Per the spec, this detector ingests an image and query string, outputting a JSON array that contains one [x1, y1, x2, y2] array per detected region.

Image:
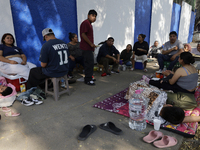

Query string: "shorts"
[[134, 55, 147, 63]]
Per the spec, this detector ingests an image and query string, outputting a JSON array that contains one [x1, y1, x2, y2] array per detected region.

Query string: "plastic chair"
[[45, 74, 70, 101]]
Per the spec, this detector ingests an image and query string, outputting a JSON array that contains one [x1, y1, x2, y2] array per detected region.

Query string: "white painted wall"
[[76, 0, 135, 52], [178, 1, 192, 43], [150, 0, 173, 47], [0, 0, 16, 44]]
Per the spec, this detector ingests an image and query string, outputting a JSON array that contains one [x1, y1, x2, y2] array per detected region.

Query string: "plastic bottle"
[[163, 65, 167, 72], [129, 89, 147, 131]]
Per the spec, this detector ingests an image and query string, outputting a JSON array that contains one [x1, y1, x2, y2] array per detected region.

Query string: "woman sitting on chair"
[[0, 33, 36, 80]]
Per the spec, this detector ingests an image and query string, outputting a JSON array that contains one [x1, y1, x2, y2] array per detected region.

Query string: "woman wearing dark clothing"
[[130, 34, 149, 72], [67, 32, 84, 78], [120, 44, 132, 66]]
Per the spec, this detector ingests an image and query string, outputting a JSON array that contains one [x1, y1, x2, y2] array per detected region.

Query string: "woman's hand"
[[21, 61, 27, 65], [162, 70, 171, 76], [9, 60, 18, 64]]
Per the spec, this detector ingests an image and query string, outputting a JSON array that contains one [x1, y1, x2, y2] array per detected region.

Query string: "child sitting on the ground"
[[0, 76, 20, 116]]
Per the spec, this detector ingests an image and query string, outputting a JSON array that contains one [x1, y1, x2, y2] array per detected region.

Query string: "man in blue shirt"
[[27, 28, 70, 89], [97, 37, 120, 76]]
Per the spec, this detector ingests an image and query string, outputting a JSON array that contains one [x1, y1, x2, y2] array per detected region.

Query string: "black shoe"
[[111, 70, 119, 74], [85, 80, 95, 85], [107, 73, 111, 76]]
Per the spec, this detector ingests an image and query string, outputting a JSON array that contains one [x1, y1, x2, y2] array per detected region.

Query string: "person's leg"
[[142, 55, 147, 70], [168, 56, 179, 70], [125, 61, 132, 66], [26, 67, 50, 89], [111, 55, 119, 72], [76, 56, 85, 68], [130, 55, 135, 69], [99, 57, 110, 74], [82, 50, 94, 83], [157, 54, 170, 70], [68, 58, 76, 76]]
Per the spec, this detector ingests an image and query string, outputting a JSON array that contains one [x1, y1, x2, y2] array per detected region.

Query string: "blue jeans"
[[68, 56, 84, 73], [157, 54, 179, 70], [125, 61, 132, 66]]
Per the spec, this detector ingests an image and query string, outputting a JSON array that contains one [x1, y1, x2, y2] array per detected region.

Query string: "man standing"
[[80, 9, 97, 86], [97, 37, 120, 76], [157, 31, 183, 71], [27, 28, 69, 89]]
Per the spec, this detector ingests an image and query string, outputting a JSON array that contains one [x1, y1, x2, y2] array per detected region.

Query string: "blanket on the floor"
[[93, 86, 200, 138]]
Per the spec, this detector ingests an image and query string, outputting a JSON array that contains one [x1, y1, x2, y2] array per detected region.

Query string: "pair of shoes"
[[111, 70, 120, 74], [78, 122, 122, 141], [32, 88, 46, 100], [143, 130, 177, 148], [5, 111, 20, 117], [144, 68, 148, 72], [30, 95, 43, 105], [130, 68, 134, 71], [85, 80, 95, 85], [21, 96, 43, 106], [0, 107, 11, 112]]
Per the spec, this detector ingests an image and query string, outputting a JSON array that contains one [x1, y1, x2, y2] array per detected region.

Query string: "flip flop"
[[5, 111, 20, 117], [153, 135, 177, 148], [78, 125, 97, 141], [143, 130, 163, 143], [0, 107, 11, 112], [99, 122, 122, 135]]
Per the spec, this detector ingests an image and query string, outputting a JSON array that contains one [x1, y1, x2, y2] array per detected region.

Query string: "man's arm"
[[170, 48, 183, 61], [81, 33, 96, 48], [162, 46, 178, 55], [41, 62, 47, 68]]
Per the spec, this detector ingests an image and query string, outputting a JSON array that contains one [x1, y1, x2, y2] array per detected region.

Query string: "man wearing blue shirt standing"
[[97, 37, 120, 76], [27, 28, 70, 89]]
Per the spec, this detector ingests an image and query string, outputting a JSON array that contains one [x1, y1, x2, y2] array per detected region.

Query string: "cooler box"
[[1, 73, 27, 92], [135, 60, 144, 70]]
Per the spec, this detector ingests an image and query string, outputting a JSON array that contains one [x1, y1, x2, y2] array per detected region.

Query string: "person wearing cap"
[[157, 31, 184, 71], [80, 9, 97, 85], [97, 37, 120, 76], [26, 28, 71, 89]]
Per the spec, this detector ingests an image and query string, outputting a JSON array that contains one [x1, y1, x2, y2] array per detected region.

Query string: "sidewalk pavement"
[[0, 60, 184, 150]]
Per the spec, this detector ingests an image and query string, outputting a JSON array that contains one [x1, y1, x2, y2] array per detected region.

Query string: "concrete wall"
[[10, 0, 77, 66], [77, 0, 136, 51], [178, 1, 192, 44], [0, 0, 16, 43], [149, 0, 173, 47], [0, 0, 195, 66]]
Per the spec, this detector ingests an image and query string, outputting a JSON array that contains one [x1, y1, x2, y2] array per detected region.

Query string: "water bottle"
[[129, 89, 147, 131], [163, 65, 167, 72]]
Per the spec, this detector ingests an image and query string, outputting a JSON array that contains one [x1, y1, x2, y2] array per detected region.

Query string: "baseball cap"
[[42, 28, 54, 41]]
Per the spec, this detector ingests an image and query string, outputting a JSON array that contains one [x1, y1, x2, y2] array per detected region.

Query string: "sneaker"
[[101, 73, 107, 77], [107, 73, 111, 76], [111, 70, 119, 74], [21, 97, 34, 106], [85, 80, 95, 85], [130, 68, 134, 71], [31, 98, 43, 105]]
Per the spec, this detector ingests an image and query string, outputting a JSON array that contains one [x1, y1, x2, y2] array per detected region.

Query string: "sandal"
[[5, 111, 20, 117], [0, 107, 11, 112]]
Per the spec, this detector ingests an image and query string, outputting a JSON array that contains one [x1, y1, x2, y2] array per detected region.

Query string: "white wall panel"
[[0, 0, 16, 43], [77, 0, 135, 52], [150, 0, 173, 47], [178, 1, 192, 43]]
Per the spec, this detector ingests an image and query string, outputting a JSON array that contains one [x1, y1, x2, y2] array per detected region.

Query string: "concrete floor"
[[0, 59, 186, 150]]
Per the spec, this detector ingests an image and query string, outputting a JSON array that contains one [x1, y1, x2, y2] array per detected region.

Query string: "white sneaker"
[[21, 97, 34, 106], [31, 98, 43, 105], [130, 68, 134, 71]]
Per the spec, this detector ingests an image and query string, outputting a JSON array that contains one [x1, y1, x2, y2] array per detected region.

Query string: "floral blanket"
[[93, 85, 200, 138]]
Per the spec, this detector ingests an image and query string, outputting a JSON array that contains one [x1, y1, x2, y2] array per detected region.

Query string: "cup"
[[155, 72, 160, 78], [153, 119, 161, 130]]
